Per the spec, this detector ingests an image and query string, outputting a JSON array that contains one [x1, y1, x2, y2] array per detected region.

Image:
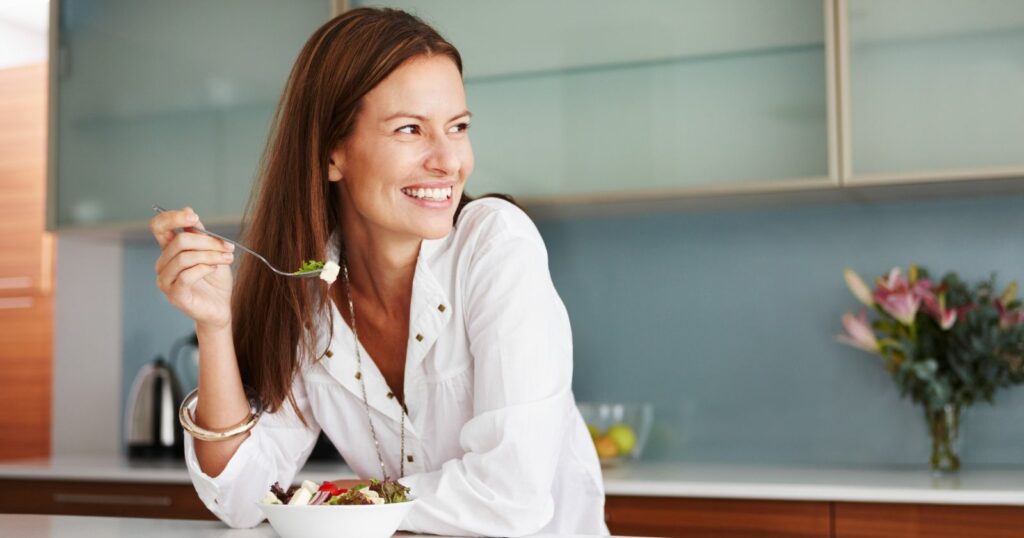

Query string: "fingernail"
[[224, 241, 235, 250], [187, 213, 198, 222], [223, 252, 234, 260]]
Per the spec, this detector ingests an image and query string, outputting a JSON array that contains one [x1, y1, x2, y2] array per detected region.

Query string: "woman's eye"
[[397, 125, 419, 135], [450, 122, 470, 133]]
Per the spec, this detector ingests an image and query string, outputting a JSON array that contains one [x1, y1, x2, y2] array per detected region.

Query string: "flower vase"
[[925, 403, 961, 475]]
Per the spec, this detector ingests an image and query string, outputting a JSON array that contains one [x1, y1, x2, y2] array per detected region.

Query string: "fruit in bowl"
[[577, 402, 653, 467], [257, 479, 417, 538]]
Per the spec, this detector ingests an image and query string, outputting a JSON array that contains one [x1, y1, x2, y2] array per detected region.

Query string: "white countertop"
[[0, 514, 619, 538], [3, 455, 1024, 506]]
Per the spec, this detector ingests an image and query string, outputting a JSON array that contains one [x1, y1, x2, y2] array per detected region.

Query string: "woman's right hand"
[[150, 206, 236, 330]]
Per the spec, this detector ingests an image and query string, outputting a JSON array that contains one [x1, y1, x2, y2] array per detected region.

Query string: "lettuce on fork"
[[293, 259, 340, 285]]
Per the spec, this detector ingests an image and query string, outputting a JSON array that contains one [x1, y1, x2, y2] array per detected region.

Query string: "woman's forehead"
[[362, 56, 466, 120]]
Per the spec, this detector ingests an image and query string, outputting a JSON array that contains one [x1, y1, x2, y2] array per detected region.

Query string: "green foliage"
[[871, 270, 1024, 411]]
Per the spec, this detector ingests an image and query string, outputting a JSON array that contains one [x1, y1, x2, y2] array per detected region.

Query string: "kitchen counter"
[[3, 455, 1024, 506], [0, 514, 620, 538]]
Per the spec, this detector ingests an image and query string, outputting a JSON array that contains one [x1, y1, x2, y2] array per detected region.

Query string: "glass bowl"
[[577, 402, 653, 467]]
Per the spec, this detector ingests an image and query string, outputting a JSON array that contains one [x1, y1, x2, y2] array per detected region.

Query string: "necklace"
[[339, 256, 405, 481]]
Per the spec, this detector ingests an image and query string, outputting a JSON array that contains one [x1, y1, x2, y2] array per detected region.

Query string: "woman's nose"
[[424, 134, 461, 176]]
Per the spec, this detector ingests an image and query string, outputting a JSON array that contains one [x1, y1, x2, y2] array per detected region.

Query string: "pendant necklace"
[[339, 255, 405, 480]]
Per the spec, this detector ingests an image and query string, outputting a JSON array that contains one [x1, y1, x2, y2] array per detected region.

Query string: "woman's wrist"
[[196, 319, 232, 338]]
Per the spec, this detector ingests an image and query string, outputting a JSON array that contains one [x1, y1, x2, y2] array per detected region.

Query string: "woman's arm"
[[182, 363, 321, 528], [192, 322, 253, 477], [149, 207, 254, 478]]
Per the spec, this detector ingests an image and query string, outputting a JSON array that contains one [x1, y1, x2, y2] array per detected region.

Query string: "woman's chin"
[[419, 223, 454, 241]]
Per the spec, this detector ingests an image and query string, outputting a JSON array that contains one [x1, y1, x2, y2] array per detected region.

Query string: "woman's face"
[[329, 54, 473, 243]]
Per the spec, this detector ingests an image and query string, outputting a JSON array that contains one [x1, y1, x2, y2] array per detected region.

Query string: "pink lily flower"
[[874, 268, 920, 326], [843, 269, 874, 307], [934, 307, 957, 330], [919, 286, 957, 331], [836, 310, 879, 353], [995, 300, 1024, 330]]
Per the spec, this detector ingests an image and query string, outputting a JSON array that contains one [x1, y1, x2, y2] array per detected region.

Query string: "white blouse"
[[184, 198, 609, 536]]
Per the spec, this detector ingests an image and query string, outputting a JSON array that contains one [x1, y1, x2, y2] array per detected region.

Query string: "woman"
[[149, 7, 607, 536]]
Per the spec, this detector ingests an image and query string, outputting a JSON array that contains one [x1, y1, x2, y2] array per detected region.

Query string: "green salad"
[[262, 479, 410, 506]]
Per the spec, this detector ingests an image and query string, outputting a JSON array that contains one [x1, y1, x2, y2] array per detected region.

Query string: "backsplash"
[[122, 193, 1024, 466]]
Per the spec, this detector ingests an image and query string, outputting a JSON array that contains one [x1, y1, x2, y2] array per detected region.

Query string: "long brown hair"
[[232, 8, 509, 422]]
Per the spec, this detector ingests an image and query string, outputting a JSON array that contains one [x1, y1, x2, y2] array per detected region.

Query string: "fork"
[[152, 204, 323, 279]]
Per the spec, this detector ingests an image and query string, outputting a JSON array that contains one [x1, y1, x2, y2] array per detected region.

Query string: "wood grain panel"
[[0, 296, 52, 459], [0, 63, 48, 290], [834, 502, 1024, 538], [605, 495, 831, 538], [0, 479, 217, 521], [0, 62, 53, 461]]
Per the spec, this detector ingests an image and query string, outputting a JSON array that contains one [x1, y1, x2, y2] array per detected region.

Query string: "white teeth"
[[403, 186, 453, 201]]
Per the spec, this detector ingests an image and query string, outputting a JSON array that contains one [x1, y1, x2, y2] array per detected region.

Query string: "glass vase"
[[925, 403, 961, 475]]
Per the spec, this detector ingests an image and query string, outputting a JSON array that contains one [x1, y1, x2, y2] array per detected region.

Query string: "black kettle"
[[124, 356, 185, 460]]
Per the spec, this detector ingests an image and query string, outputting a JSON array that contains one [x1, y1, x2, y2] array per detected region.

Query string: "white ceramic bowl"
[[257, 498, 418, 538]]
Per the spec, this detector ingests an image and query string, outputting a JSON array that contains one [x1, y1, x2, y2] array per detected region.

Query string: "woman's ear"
[[327, 146, 345, 182]]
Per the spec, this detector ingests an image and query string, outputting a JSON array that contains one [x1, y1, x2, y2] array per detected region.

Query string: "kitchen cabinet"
[[51, 0, 333, 229], [604, 496, 831, 537], [0, 63, 54, 461], [49, 0, 1024, 233], [355, 0, 836, 200], [0, 64, 53, 296], [0, 479, 214, 520], [840, 0, 1024, 184], [833, 502, 1024, 538]]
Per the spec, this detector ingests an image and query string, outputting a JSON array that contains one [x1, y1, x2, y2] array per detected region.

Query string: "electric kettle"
[[125, 356, 184, 460]]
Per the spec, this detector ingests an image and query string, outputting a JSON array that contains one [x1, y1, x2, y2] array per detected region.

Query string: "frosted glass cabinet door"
[[53, 0, 330, 229], [845, 0, 1024, 180], [354, 0, 833, 200]]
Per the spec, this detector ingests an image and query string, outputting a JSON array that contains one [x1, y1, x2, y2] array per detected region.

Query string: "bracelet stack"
[[178, 387, 263, 442]]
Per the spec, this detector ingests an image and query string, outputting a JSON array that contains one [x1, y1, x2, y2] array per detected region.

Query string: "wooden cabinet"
[[605, 496, 831, 538], [0, 297, 53, 460], [0, 479, 215, 521], [602, 497, 1024, 538], [0, 63, 54, 461], [833, 502, 1024, 538], [0, 63, 52, 295]]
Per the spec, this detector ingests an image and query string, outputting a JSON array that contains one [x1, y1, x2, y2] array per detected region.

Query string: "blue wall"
[[123, 193, 1024, 467]]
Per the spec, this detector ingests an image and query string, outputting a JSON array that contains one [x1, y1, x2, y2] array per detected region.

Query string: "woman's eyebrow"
[[382, 110, 472, 123]]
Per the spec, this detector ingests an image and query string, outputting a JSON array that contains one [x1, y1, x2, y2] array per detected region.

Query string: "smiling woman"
[[147, 6, 607, 538]]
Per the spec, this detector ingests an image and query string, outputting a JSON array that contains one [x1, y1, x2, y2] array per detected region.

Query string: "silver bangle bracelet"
[[178, 387, 263, 442]]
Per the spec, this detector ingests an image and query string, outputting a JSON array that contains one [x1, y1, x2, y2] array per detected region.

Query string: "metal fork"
[[152, 204, 323, 279]]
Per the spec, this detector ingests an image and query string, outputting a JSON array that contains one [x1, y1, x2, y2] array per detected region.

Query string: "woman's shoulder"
[[453, 196, 543, 249]]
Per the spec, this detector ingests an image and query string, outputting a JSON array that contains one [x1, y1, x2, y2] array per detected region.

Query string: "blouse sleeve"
[[398, 207, 576, 537], [184, 369, 321, 528]]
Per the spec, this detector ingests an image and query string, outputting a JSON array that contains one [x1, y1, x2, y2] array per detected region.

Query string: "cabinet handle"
[[0, 277, 32, 290], [0, 297, 33, 309], [53, 493, 173, 507]]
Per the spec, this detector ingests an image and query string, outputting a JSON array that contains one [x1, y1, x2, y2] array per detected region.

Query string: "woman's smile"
[[400, 183, 455, 208]]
